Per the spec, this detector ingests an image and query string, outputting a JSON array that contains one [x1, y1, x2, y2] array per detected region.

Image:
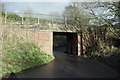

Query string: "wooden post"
[[0, 15, 2, 24], [51, 14, 53, 27], [22, 12, 24, 24], [37, 13, 40, 24], [5, 12, 7, 23], [64, 16, 67, 29]]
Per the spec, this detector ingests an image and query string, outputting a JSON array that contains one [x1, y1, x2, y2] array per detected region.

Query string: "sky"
[[2, 0, 119, 2], [3, 2, 69, 15], [2, 0, 119, 14]]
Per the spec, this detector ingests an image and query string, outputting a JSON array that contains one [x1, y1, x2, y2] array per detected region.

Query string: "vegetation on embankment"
[[82, 46, 120, 73], [0, 17, 54, 78], [1, 12, 63, 24], [79, 34, 120, 73], [1, 12, 50, 24], [1, 42, 54, 78]]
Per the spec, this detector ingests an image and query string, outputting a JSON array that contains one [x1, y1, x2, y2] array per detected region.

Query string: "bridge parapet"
[[1, 12, 78, 33]]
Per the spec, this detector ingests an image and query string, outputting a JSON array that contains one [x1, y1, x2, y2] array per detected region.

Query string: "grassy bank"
[[0, 17, 54, 78], [1, 42, 54, 78]]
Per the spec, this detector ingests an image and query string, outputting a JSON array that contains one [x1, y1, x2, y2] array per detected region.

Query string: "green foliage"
[[1, 41, 54, 78], [81, 43, 120, 72], [2, 13, 22, 21], [62, 2, 120, 72], [53, 35, 66, 48], [107, 36, 120, 47], [1, 12, 50, 24]]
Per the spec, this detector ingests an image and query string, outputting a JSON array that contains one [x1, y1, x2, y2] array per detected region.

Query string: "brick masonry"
[[18, 30, 53, 54], [18, 30, 81, 55]]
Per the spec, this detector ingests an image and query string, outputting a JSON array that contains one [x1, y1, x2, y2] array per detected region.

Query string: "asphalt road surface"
[[16, 47, 119, 78]]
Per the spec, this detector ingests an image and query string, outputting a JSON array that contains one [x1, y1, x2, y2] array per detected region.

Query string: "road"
[[17, 47, 119, 78]]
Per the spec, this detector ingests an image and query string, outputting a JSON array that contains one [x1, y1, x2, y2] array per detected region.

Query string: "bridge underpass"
[[53, 32, 78, 55], [6, 23, 119, 78], [17, 29, 80, 55], [16, 31, 120, 78], [2, 12, 119, 78]]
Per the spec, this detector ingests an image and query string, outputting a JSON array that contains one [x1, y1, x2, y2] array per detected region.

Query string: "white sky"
[[3, 2, 69, 14], [2, 0, 119, 15], [1, 0, 119, 2]]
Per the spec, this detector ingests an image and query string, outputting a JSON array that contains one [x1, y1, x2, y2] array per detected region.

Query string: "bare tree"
[[81, 2, 120, 38], [63, 2, 91, 55], [63, 1, 120, 55], [23, 8, 33, 25]]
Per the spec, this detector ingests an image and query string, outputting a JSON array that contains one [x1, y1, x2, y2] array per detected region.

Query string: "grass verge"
[[1, 41, 54, 78]]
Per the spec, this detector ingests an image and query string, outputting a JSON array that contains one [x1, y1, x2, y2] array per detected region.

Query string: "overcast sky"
[[3, 2, 69, 15]]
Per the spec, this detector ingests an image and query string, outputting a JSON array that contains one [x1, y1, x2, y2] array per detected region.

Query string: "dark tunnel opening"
[[53, 32, 78, 55]]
